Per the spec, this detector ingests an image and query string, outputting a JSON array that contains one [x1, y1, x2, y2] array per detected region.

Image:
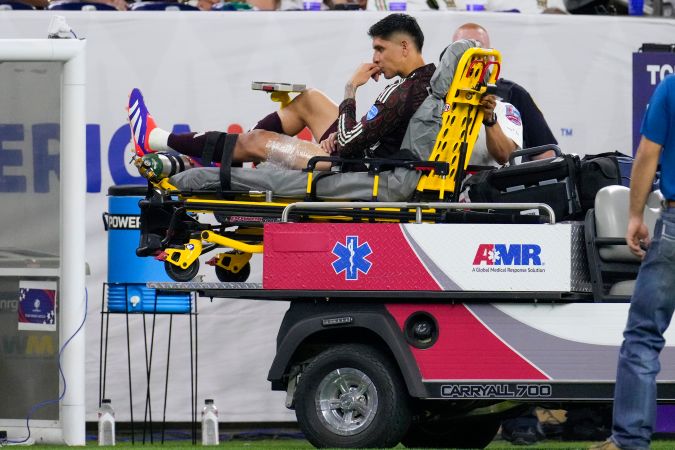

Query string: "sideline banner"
[[633, 49, 675, 152]]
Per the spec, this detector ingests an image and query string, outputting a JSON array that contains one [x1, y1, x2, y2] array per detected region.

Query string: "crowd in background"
[[2, 0, 672, 17]]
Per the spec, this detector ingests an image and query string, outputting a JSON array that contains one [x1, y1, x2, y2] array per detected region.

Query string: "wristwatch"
[[483, 113, 497, 127]]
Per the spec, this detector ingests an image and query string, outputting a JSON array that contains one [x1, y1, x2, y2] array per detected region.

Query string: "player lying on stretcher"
[[127, 14, 521, 201]]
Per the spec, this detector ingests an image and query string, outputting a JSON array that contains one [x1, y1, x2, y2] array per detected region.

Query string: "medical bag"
[[468, 145, 583, 221], [577, 152, 623, 210]]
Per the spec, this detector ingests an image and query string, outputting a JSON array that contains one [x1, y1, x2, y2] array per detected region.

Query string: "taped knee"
[[264, 134, 321, 170]]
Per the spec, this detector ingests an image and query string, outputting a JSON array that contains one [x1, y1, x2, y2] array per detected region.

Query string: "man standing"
[[591, 74, 675, 450]]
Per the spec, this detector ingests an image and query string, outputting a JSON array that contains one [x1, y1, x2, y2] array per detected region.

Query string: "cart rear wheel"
[[294, 344, 411, 448], [165, 259, 200, 282]]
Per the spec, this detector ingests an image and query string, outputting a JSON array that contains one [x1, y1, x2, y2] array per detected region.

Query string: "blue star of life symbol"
[[332, 236, 372, 281]]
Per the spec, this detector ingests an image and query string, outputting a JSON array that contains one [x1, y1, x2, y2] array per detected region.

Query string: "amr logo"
[[473, 244, 542, 266], [331, 236, 373, 281]]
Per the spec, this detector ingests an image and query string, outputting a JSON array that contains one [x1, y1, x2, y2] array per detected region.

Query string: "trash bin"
[[105, 185, 190, 313]]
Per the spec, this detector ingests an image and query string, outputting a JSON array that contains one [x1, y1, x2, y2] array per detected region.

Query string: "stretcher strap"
[[202, 131, 222, 167], [176, 154, 186, 172], [167, 152, 177, 175], [219, 133, 238, 193]]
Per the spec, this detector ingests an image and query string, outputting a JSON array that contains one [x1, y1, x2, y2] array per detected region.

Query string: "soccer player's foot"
[[127, 88, 158, 156]]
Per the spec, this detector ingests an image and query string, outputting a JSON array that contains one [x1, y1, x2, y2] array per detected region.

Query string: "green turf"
[[22, 439, 675, 449]]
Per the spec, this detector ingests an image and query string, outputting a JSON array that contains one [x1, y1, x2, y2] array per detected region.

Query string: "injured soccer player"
[[127, 13, 435, 181]]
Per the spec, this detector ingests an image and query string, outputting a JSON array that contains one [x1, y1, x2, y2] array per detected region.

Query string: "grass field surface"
[[16, 439, 675, 449]]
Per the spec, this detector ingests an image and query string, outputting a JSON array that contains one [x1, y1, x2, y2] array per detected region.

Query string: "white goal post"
[[0, 39, 86, 446]]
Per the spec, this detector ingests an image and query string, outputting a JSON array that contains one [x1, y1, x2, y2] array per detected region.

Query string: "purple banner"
[[18, 281, 57, 331], [633, 52, 675, 154]]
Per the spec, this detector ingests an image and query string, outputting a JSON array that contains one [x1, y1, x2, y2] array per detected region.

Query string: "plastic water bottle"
[[97, 399, 115, 446], [201, 399, 219, 446]]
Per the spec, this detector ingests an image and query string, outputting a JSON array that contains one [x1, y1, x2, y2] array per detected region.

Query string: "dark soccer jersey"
[[336, 63, 436, 160]]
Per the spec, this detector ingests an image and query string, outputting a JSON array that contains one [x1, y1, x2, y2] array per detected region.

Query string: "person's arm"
[[21, 0, 48, 7], [626, 136, 662, 258], [485, 123, 518, 165], [482, 97, 522, 165], [337, 64, 407, 159]]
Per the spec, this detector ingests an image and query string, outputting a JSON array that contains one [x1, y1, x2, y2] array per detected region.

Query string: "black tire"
[[215, 261, 250, 282], [164, 259, 200, 282], [401, 416, 501, 449], [294, 344, 411, 448]]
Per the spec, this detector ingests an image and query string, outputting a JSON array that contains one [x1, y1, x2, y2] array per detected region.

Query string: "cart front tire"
[[294, 344, 411, 448]]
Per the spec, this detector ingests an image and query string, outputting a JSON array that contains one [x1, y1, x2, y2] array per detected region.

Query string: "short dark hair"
[[368, 13, 424, 52]]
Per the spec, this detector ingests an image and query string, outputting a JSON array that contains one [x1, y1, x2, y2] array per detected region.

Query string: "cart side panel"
[[263, 223, 572, 292]]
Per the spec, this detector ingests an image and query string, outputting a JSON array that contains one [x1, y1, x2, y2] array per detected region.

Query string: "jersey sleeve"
[[336, 83, 410, 159], [495, 101, 524, 149]]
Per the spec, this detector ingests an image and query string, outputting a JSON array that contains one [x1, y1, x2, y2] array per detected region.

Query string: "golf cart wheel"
[[294, 344, 411, 448]]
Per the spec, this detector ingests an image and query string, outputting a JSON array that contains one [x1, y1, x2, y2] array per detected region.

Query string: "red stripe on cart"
[[386, 303, 550, 380], [263, 223, 441, 290]]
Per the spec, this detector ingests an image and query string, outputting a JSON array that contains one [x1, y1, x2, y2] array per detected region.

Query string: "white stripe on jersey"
[[338, 114, 363, 145], [375, 77, 404, 104], [337, 74, 408, 146]]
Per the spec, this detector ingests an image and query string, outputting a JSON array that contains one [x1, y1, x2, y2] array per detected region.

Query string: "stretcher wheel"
[[215, 262, 250, 283], [165, 259, 200, 282]]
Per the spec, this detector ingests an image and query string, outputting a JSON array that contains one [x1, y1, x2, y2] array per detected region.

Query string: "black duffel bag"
[[577, 152, 623, 211], [467, 145, 582, 221]]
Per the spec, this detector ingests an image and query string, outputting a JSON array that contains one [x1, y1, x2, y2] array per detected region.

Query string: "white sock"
[[148, 128, 171, 152]]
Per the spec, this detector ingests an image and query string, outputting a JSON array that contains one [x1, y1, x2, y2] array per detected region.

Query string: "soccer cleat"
[[127, 88, 158, 156]]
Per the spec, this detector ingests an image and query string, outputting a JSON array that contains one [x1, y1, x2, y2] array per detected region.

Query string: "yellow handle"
[[270, 92, 292, 109]]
